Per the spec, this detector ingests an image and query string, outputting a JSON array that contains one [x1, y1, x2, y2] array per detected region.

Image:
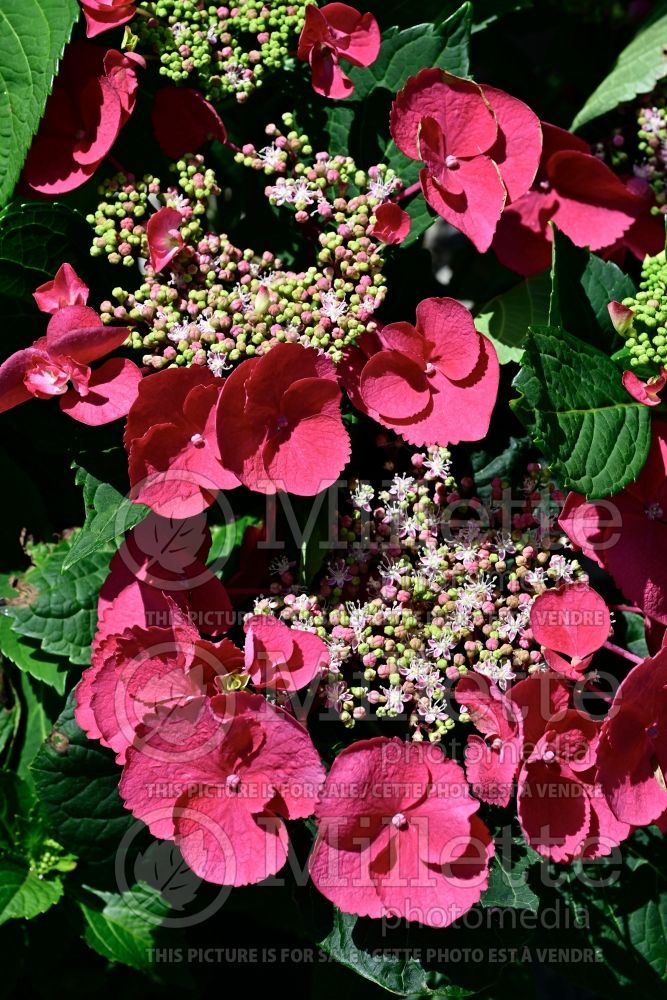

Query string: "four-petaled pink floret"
[[298, 3, 381, 99], [119, 691, 326, 886], [390, 70, 542, 252], [0, 276, 141, 425], [341, 296, 499, 447], [309, 736, 494, 927], [21, 41, 143, 195], [216, 343, 351, 495]]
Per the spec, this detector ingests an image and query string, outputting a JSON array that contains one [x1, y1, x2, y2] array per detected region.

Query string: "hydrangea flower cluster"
[[263, 446, 584, 741], [67, 511, 497, 926], [130, 0, 314, 103], [7, 0, 667, 969], [612, 247, 667, 370], [635, 101, 667, 209], [88, 155, 217, 269], [602, 92, 667, 215], [87, 120, 402, 368]]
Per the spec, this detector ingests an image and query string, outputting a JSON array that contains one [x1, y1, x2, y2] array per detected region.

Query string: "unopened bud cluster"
[[259, 446, 583, 741], [86, 126, 402, 367], [597, 91, 667, 214], [88, 156, 217, 269], [618, 249, 667, 369], [131, 0, 314, 103], [636, 103, 667, 210]]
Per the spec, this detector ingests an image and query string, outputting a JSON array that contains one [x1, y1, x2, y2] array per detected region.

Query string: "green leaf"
[[0, 668, 20, 758], [627, 894, 667, 978], [325, 106, 356, 157], [471, 436, 532, 491], [294, 493, 338, 588], [207, 514, 261, 581], [346, 4, 472, 101], [31, 692, 134, 863], [62, 464, 149, 572], [475, 270, 552, 364], [79, 883, 170, 975], [364, 0, 530, 32], [572, 8, 667, 130], [401, 191, 436, 248], [0, 574, 69, 693], [620, 611, 650, 660], [0, 857, 63, 925], [0, 202, 93, 353], [480, 839, 541, 912], [555, 829, 667, 992], [0, 0, 80, 207], [0, 202, 91, 304], [16, 672, 62, 780], [319, 909, 473, 997], [513, 325, 652, 498], [579, 256, 637, 343], [0, 628, 67, 694], [0, 771, 40, 855], [5, 535, 112, 667], [0, 772, 71, 924], [549, 226, 636, 351], [0, 771, 75, 874]]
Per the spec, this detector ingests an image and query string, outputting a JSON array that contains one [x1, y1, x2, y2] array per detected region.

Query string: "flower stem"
[[394, 181, 422, 203], [603, 640, 643, 665]]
